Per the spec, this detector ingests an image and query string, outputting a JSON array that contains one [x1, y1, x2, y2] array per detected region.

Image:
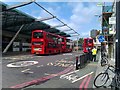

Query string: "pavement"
[[73, 50, 115, 89], [93, 51, 115, 88]]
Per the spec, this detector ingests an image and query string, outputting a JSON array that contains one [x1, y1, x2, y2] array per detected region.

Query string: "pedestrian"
[[92, 46, 97, 62], [101, 41, 108, 57], [101, 41, 108, 66], [87, 47, 92, 61]]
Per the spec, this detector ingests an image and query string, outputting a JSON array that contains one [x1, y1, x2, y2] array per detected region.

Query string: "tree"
[[78, 38, 84, 45]]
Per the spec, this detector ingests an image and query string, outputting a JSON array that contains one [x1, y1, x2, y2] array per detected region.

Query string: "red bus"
[[83, 38, 94, 53], [31, 30, 62, 55], [60, 37, 73, 53], [65, 38, 73, 52], [59, 36, 65, 53]]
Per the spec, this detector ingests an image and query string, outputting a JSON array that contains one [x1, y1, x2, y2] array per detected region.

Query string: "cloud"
[[27, 2, 101, 38], [66, 2, 101, 37], [69, 2, 101, 24]]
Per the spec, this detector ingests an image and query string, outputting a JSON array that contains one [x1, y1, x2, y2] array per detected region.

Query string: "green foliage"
[[78, 38, 84, 44]]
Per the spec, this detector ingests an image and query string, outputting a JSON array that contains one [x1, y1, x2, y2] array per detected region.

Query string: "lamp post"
[[116, 1, 120, 73]]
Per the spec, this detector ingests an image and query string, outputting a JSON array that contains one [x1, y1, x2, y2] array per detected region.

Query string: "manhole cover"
[[7, 61, 38, 67]]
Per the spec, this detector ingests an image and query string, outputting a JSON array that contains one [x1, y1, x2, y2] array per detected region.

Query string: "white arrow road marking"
[[72, 71, 94, 83], [21, 69, 34, 74], [21, 69, 30, 72]]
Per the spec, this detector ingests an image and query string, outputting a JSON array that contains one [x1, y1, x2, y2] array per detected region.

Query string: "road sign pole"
[[116, 1, 120, 73]]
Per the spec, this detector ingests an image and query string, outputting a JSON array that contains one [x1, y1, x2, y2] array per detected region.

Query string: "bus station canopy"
[[1, 2, 71, 37]]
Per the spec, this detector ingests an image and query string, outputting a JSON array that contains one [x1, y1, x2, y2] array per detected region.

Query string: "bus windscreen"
[[33, 32, 43, 38]]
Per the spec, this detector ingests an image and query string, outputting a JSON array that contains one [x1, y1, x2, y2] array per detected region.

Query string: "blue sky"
[[2, 1, 113, 40]]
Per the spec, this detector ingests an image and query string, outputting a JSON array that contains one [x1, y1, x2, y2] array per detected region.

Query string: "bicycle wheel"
[[101, 57, 108, 66], [94, 73, 109, 88]]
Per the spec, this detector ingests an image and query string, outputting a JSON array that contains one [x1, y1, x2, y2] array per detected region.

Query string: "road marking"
[[10, 66, 73, 88], [23, 71, 34, 74], [37, 65, 44, 67], [44, 73, 58, 76], [84, 75, 92, 89], [79, 76, 88, 90], [63, 53, 72, 55], [47, 62, 54, 66], [60, 70, 79, 78], [72, 72, 94, 83], [7, 61, 38, 67], [60, 74, 79, 81], [54, 63, 61, 66], [21, 69, 30, 72]]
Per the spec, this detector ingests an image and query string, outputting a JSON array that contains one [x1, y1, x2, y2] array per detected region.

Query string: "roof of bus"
[[33, 30, 68, 38], [84, 38, 93, 40]]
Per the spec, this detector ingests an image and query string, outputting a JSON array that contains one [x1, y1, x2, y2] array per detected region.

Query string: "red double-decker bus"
[[83, 38, 94, 53], [31, 30, 62, 55], [65, 38, 73, 52], [59, 37, 73, 53]]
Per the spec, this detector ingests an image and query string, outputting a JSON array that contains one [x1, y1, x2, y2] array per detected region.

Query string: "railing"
[[76, 52, 92, 70]]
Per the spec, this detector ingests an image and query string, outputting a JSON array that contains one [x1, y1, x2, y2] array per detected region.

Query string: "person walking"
[[92, 47, 97, 62]]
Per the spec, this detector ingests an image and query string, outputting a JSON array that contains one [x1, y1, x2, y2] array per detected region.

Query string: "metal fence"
[[76, 53, 92, 70]]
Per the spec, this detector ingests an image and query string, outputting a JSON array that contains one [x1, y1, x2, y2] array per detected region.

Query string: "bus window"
[[32, 42, 43, 45], [33, 32, 43, 38], [88, 39, 93, 43]]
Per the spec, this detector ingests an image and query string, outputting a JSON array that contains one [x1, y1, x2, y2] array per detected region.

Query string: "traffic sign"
[[98, 35, 105, 42]]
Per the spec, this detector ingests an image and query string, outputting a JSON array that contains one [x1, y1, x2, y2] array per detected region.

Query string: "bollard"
[[76, 56, 79, 70], [79, 55, 82, 68]]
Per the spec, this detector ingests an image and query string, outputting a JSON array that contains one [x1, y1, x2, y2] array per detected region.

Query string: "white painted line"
[[37, 66, 41, 67], [44, 73, 57, 76], [60, 70, 79, 77], [72, 71, 94, 83], [27, 71, 34, 74], [21, 69, 30, 72], [37, 65, 44, 67], [44, 73, 50, 75]]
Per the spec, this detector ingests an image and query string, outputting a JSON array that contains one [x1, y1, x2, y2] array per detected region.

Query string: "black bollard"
[[76, 56, 79, 70]]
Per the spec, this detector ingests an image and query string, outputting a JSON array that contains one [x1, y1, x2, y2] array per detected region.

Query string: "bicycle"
[[101, 52, 108, 66], [111, 71, 120, 90], [94, 64, 115, 88], [101, 56, 108, 66]]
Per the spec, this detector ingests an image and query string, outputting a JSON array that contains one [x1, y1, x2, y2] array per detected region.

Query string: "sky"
[[1, 0, 113, 40]]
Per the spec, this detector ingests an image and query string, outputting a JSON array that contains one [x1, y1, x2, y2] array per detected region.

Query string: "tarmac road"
[[2, 51, 97, 89]]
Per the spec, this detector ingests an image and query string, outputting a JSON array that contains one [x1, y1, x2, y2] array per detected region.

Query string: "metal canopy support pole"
[[68, 32, 76, 34], [50, 24, 66, 28], [116, 1, 120, 72], [3, 25, 24, 53], [34, 2, 80, 37], [61, 29, 73, 32], [35, 16, 56, 21], [77, 37, 79, 52], [6, 1, 33, 10], [71, 35, 79, 37]]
